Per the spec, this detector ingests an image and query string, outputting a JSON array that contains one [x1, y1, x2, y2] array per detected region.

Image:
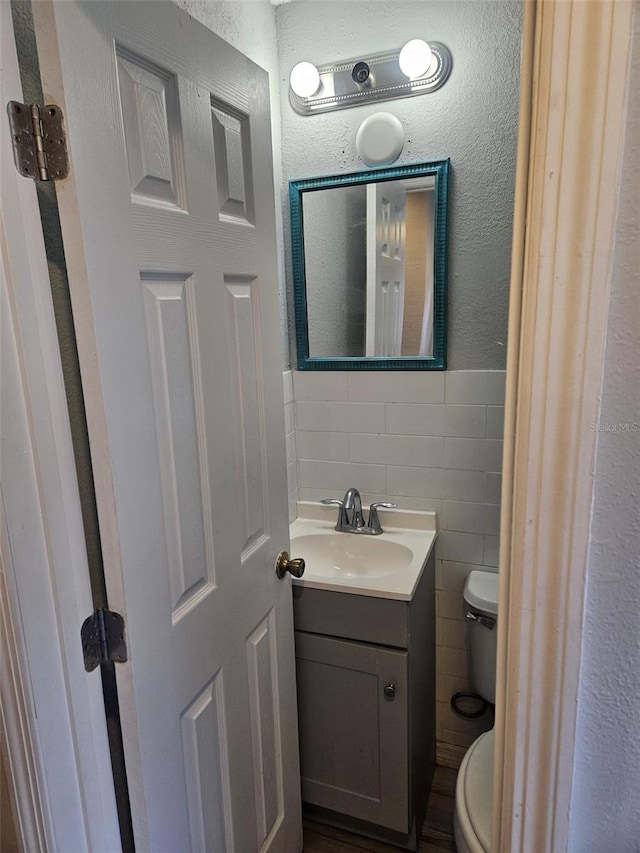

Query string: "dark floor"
[[303, 766, 457, 853]]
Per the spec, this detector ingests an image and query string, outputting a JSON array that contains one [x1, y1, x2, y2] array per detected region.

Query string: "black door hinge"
[[7, 101, 69, 181], [81, 610, 127, 673]]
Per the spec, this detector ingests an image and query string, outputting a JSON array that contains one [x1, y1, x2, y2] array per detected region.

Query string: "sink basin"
[[289, 503, 437, 600], [290, 533, 413, 579]]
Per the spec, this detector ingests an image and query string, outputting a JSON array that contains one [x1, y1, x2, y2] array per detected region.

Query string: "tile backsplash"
[[284, 368, 503, 766]]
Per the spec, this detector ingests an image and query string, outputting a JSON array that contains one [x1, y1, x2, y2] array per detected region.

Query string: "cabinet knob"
[[275, 551, 305, 579], [383, 683, 396, 700]]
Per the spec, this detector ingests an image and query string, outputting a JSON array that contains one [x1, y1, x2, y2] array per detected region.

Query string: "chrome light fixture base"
[[289, 42, 452, 116]]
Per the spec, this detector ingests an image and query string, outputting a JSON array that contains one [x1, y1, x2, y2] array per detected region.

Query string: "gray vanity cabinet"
[[295, 633, 409, 832], [292, 549, 435, 850]]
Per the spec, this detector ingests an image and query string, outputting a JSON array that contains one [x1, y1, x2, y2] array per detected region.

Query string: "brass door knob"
[[275, 551, 305, 579]]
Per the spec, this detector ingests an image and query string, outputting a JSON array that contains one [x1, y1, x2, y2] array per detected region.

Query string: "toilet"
[[453, 570, 499, 853]]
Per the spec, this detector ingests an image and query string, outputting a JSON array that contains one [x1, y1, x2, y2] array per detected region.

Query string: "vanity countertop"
[[289, 501, 437, 601]]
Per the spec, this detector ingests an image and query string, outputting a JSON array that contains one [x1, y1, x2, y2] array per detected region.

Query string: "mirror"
[[290, 160, 449, 370]]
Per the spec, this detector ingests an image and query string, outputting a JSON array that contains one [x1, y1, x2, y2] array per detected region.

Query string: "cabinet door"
[[295, 632, 409, 833]]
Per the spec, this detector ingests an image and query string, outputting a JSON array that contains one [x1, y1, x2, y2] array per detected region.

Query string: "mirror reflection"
[[290, 160, 448, 370], [303, 176, 435, 358]]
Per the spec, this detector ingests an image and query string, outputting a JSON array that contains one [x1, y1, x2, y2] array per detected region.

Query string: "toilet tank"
[[463, 571, 499, 705]]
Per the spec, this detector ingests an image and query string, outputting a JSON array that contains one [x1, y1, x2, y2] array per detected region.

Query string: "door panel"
[[142, 274, 215, 618], [366, 182, 407, 357], [246, 610, 285, 848], [225, 278, 270, 558], [181, 673, 232, 852], [33, 2, 300, 850], [211, 102, 254, 224], [116, 48, 187, 210]]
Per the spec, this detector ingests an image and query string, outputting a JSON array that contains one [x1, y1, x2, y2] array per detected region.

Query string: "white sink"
[[289, 502, 437, 601], [290, 532, 413, 579]]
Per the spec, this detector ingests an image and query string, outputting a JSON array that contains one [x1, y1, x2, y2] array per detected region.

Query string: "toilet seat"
[[454, 729, 494, 853]]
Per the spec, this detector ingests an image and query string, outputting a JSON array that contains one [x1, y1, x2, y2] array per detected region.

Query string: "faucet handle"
[[367, 501, 397, 535], [320, 498, 350, 532]]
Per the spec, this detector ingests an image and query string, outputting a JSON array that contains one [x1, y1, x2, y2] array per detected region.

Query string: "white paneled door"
[[33, 2, 301, 850], [365, 181, 407, 357]]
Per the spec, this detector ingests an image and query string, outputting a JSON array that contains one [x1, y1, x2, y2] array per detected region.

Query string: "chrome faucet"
[[320, 488, 362, 532], [321, 488, 397, 535], [342, 487, 365, 529]]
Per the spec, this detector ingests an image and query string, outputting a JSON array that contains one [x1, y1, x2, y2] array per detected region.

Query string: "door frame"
[[1, 0, 635, 850], [493, 0, 634, 850], [0, 2, 121, 850]]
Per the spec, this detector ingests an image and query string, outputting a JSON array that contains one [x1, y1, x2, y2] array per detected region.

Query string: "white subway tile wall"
[[283, 371, 297, 523], [284, 369, 504, 763]]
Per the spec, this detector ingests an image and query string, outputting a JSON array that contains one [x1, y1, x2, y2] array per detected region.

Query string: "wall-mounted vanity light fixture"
[[289, 39, 452, 116]]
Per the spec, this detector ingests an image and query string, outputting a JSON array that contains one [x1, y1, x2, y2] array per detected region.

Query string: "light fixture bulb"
[[289, 62, 321, 98], [399, 39, 433, 79]]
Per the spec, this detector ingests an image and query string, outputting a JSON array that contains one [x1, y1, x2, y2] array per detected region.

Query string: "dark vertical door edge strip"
[[10, 2, 135, 850]]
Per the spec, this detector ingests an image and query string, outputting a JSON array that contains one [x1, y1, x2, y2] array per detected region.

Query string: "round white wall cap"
[[355, 112, 405, 166]]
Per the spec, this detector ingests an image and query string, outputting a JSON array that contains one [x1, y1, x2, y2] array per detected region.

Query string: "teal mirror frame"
[[290, 159, 449, 370]]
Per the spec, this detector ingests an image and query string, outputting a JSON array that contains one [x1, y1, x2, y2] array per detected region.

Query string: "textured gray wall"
[[569, 7, 640, 850], [276, 0, 523, 369]]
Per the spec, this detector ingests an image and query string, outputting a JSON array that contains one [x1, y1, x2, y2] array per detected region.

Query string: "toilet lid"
[[463, 730, 494, 851], [464, 571, 499, 616]]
